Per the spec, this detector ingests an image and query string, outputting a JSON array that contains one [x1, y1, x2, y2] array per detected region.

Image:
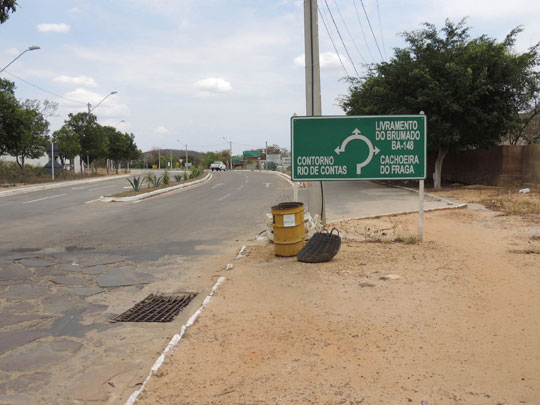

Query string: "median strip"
[[100, 173, 212, 202]]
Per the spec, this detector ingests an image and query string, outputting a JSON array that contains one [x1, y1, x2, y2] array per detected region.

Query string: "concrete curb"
[[99, 173, 212, 202], [0, 174, 132, 198], [125, 276, 227, 405]]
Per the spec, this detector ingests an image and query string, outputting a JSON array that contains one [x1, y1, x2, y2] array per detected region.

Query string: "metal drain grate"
[[113, 293, 197, 322]]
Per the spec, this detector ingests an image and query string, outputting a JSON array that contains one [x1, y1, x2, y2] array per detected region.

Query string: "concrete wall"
[[428, 145, 539, 186], [522, 145, 540, 185]]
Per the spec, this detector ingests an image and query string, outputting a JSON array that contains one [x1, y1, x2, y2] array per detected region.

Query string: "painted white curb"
[[100, 173, 212, 202], [125, 276, 227, 405]]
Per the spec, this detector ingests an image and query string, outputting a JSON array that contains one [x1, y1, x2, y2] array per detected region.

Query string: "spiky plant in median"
[[143, 172, 155, 188], [151, 175, 163, 187], [127, 176, 143, 192], [174, 174, 182, 182], [163, 170, 170, 185]]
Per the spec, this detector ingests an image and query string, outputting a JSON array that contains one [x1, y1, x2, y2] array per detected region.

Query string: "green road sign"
[[243, 150, 261, 159], [291, 115, 426, 181]]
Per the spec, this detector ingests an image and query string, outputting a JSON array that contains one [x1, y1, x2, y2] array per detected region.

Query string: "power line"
[[376, 0, 387, 59], [318, 8, 350, 78], [322, 0, 360, 77], [2, 70, 87, 106], [331, 0, 367, 65], [352, 0, 375, 63], [358, 0, 385, 61]]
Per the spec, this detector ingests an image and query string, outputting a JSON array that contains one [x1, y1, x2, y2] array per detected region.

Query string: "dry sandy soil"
[[137, 189, 540, 404]]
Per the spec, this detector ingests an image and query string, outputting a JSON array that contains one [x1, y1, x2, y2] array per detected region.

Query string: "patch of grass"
[[432, 184, 540, 219], [509, 248, 540, 255]]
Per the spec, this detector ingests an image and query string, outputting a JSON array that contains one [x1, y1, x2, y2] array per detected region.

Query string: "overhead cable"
[[331, 0, 367, 65], [352, 0, 375, 63], [2, 70, 88, 106], [318, 8, 350, 78], [376, 0, 387, 59], [322, 0, 360, 77], [358, 0, 385, 61]]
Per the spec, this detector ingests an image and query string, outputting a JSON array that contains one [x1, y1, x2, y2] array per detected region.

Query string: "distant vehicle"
[[210, 161, 227, 171]]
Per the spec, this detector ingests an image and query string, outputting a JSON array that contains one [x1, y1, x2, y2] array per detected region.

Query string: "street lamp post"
[[177, 139, 188, 171], [85, 91, 118, 175], [222, 137, 232, 170], [0, 46, 40, 73]]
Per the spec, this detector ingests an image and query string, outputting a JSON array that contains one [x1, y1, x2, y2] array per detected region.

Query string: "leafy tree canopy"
[[53, 126, 81, 163], [0, 0, 17, 23], [340, 19, 540, 189], [64, 112, 108, 162]]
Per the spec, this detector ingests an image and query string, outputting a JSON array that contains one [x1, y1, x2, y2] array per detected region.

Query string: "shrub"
[[127, 176, 143, 192], [163, 170, 170, 185]]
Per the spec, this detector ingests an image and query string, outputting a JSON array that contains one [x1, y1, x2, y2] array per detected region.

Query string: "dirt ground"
[[137, 188, 540, 404]]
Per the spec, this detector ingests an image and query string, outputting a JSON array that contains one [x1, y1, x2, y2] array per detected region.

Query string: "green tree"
[[0, 78, 19, 156], [53, 126, 81, 171], [7, 106, 50, 175], [65, 112, 108, 173], [0, 0, 17, 23], [340, 19, 540, 189]]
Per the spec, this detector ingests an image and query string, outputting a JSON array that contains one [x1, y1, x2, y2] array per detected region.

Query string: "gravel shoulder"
[[138, 204, 540, 404]]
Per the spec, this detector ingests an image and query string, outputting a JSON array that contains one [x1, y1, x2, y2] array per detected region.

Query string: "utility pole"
[[304, 0, 325, 223], [51, 142, 55, 181], [185, 144, 188, 169], [158, 149, 161, 170], [170, 149, 172, 169]]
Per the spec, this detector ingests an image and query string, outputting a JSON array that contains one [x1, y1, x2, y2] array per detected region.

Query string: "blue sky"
[[1, 0, 539, 154]]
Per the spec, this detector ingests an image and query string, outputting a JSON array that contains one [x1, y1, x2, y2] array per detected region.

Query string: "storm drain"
[[113, 293, 197, 322]]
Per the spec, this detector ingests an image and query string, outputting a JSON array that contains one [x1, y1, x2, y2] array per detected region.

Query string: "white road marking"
[[123, 186, 132, 189], [217, 193, 231, 202], [71, 186, 90, 190], [23, 194, 67, 204], [88, 185, 116, 191], [264, 183, 271, 188], [237, 185, 244, 191], [85, 199, 100, 204], [211, 183, 224, 189]]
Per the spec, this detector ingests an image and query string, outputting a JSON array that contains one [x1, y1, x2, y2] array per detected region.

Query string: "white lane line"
[[88, 185, 116, 191], [264, 183, 271, 188], [22, 194, 67, 204], [237, 185, 244, 191], [85, 198, 101, 204], [211, 183, 224, 189], [217, 193, 231, 202], [123, 186, 132, 189], [71, 186, 90, 190]]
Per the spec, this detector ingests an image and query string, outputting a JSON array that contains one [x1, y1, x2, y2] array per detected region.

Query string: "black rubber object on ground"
[[297, 228, 341, 263]]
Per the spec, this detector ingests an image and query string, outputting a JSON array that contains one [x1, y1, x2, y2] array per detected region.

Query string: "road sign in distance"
[[291, 115, 426, 181]]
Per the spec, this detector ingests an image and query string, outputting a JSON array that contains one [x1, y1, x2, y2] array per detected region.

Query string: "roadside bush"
[[163, 170, 170, 185], [0, 161, 48, 183]]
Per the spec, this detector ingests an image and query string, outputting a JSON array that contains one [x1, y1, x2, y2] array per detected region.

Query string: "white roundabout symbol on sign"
[[334, 128, 380, 174]]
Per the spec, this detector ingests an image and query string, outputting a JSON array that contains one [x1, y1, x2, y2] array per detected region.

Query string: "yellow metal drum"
[[271, 202, 305, 257]]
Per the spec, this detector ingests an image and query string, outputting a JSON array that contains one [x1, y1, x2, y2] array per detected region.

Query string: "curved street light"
[[87, 91, 118, 113], [0, 46, 40, 74]]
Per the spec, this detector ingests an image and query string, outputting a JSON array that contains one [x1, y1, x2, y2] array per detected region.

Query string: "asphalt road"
[[0, 170, 294, 404]]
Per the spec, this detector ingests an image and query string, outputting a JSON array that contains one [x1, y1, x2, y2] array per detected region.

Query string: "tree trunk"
[[116, 161, 119, 174], [432, 146, 448, 190], [15, 156, 25, 175]]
